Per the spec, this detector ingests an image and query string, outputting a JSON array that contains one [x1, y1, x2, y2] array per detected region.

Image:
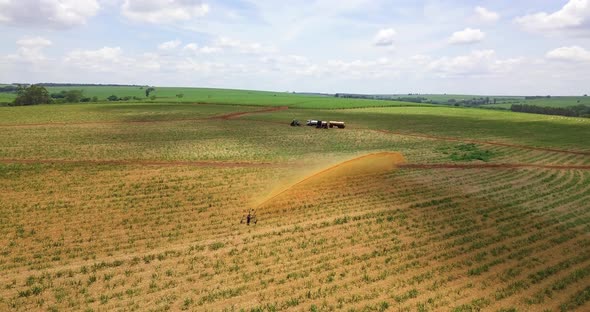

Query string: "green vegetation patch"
[[449, 143, 494, 162]]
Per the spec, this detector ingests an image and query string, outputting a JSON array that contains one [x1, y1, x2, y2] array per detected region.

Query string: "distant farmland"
[[2, 85, 589, 110], [1, 88, 589, 311]]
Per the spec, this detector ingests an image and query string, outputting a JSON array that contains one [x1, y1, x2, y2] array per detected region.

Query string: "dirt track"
[[212, 106, 288, 120]]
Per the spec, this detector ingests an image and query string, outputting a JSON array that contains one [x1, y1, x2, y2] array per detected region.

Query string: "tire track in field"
[[0, 106, 288, 127], [373, 129, 590, 156], [211, 106, 288, 120]]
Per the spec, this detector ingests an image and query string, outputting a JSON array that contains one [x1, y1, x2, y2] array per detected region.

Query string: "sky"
[[1, 0, 590, 95]]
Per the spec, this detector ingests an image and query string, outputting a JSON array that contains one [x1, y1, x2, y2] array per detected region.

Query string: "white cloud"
[[474, 6, 499, 23], [427, 50, 519, 77], [199, 46, 221, 54], [448, 28, 485, 44], [64, 47, 127, 72], [259, 54, 311, 74], [180, 37, 273, 55], [158, 40, 182, 51], [546, 46, 590, 63], [373, 28, 396, 46], [63, 46, 172, 74], [16, 37, 52, 47], [138, 52, 161, 71], [213, 37, 277, 54], [121, 0, 209, 24], [291, 57, 402, 79], [6, 36, 53, 63], [0, 0, 99, 28], [183, 43, 221, 54], [516, 0, 590, 33]]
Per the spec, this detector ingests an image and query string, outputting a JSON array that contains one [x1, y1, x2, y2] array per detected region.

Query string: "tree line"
[[8, 84, 158, 106], [511, 104, 590, 118]]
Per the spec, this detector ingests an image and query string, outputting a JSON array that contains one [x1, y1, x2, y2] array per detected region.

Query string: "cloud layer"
[[1, 1, 589, 95]]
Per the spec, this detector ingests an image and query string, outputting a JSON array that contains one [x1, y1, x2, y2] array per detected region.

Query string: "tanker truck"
[[306, 120, 345, 129]]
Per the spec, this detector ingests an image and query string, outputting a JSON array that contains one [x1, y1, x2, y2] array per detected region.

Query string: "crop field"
[[1, 97, 589, 311]]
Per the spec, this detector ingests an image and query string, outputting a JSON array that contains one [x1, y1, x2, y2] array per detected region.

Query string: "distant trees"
[[13, 85, 52, 106], [524, 95, 551, 100], [106, 95, 133, 101], [51, 90, 84, 102], [511, 104, 590, 118], [176, 93, 184, 99], [0, 85, 18, 93], [145, 87, 156, 97], [446, 97, 491, 106]]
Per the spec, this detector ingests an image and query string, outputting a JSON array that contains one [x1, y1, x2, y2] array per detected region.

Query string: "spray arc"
[[241, 152, 406, 224]]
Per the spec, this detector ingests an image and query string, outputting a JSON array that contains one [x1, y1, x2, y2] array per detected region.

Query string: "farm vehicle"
[[240, 209, 257, 225], [306, 120, 346, 129]]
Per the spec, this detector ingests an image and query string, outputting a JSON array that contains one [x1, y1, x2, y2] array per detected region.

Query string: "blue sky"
[[1, 0, 590, 95]]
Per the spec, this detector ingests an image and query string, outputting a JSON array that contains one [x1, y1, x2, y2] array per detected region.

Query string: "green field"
[[486, 96, 590, 109], [3, 86, 589, 111], [390, 94, 590, 110], [248, 106, 590, 151], [0, 86, 428, 109], [1, 91, 589, 311]]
